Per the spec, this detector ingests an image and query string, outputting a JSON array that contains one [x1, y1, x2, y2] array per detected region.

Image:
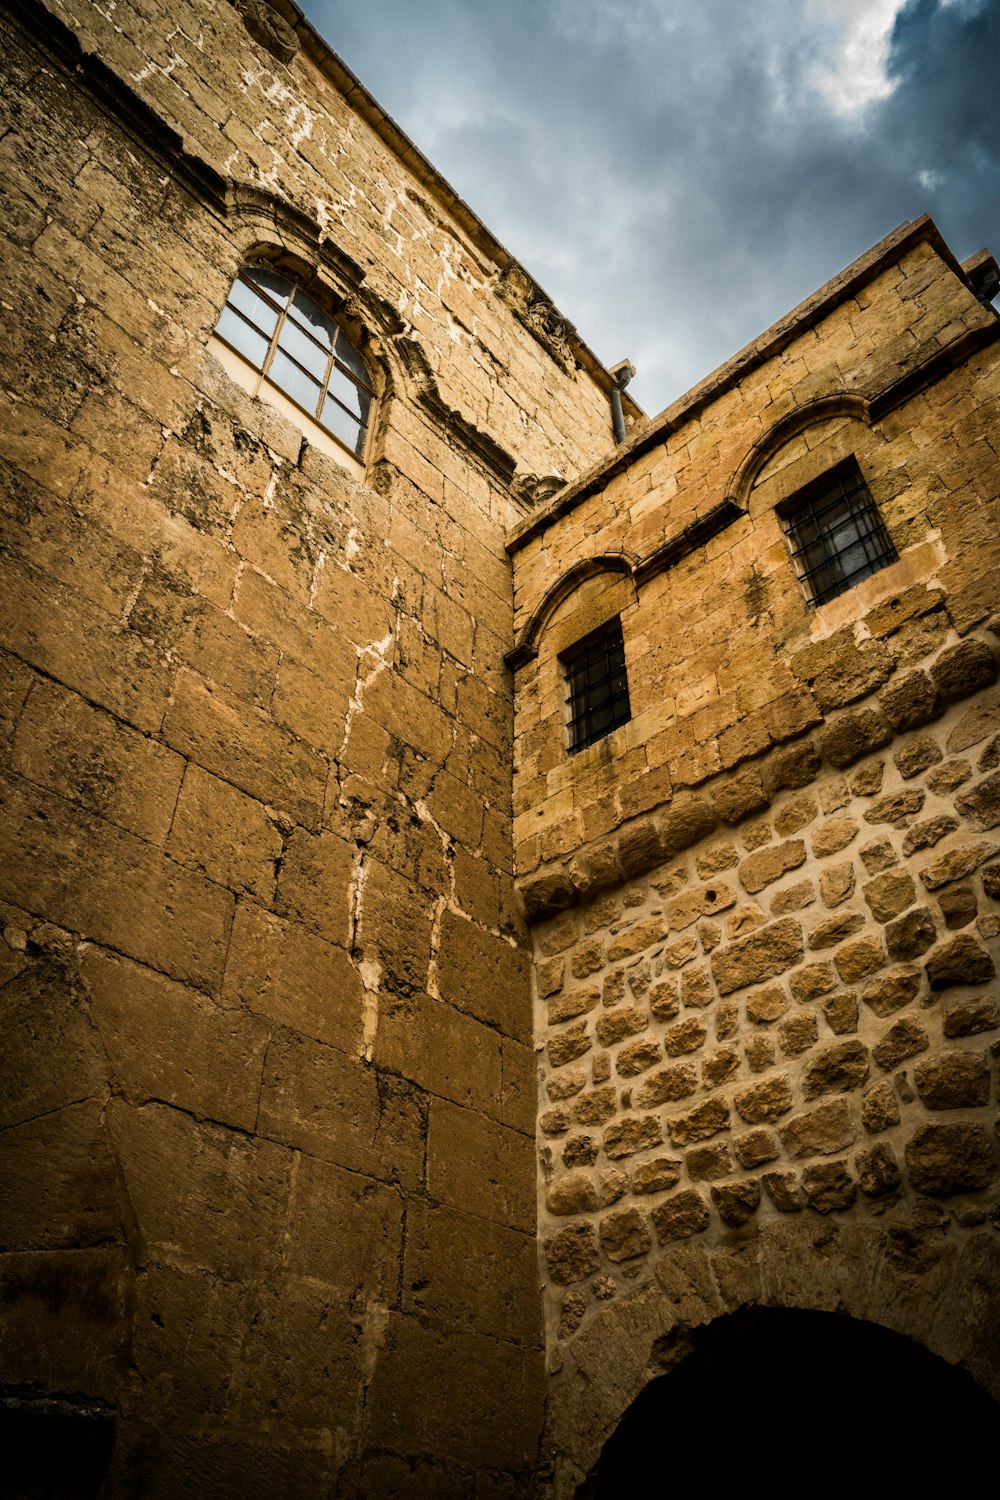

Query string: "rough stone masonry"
[[0, 1, 999, 1497]]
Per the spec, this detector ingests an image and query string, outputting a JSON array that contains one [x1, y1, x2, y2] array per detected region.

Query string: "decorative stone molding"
[[498, 262, 579, 370], [234, 0, 300, 64]]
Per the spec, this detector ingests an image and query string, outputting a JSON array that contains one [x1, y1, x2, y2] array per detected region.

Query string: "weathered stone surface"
[[811, 817, 859, 858], [600, 1206, 652, 1263], [606, 917, 663, 964], [745, 1033, 776, 1072], [780, 1100, 855, 1159], [905, 1122, 997, 1195], [600, 1167, 628, 1204], [563, 1135, 599, 1168], [819, 862, 855, 908], [679, 965, 715, 1008], [544, 1223, 600, 1284], [850, 760, 884, 798], [702, 1046, 741, 1088], [618, 819, 665, 878], [802, 1162, 857, 1213], [772, 879, 816, 914], [635, 1063, 699, 1107], [863, 868, 917, 922], [809, 911, 865, 949], [733, 1128, 780, 1169], [546, 1172, 601, 1216], [616, 1038, 661, 1077], [885, 907, 937, 962], [660, 799, 717, 854], [548, 1022, 593, 1068], [711, 767, 770, 825], [651, 1188, 710, 1243], [650, 977, 681, 1019], [604, 1115, 663, 1159], [859, 837, 897, 874], [920, 840, 999, 890], [548, 986, 601, 1024], [894, 733, 943, 780], [686, 1142, 732, 1181], [930, 638, 998, 702], [855, 1142, 901, 1197], [879, 670, 940, 731], [574, 1086, 618, 1125], [942, 995, 1000, 1037], [665, 1098, 730, 1146], [938, 885, 978, 930], [871, 1016, 930, 1070], [761, 1171, 804, 1212], [630, 1157, 682, 1194], [734, 1074, 793, 1125], [955, 770, 1000, 832], [789, 961, 836, 1002], [985, 863, 1000, 900], [822, 991, 859, 1034], [662, 1016, 709, 1056], [833, 934, 885, 982], [902, 813, 960, 856], [777, 1011, 819, 1057], [860, 965, 921, 1017], [861, 1079, 900, 1134], [803, 1040, 870, 1099], [819, 708, 891, 769], [864, 790, 926, 828], [559, 1290, 587, 1337], [913, 1050, 991, 1109], [595, 1005, 647, 1047], [773, 793, 818, 836], [746, 982, 789, 1023], [540, 1106, 570, 1136], [739, 839, 807, 895], [925, 934, 996, 990], [711, 917, 804, 996], [711, 1179, 761, 1226]]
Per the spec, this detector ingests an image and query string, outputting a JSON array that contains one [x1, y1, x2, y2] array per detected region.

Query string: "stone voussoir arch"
[[724, 391, 874, 516], [507, 553, 640, 671], [548, 1219, 1000, 1498]]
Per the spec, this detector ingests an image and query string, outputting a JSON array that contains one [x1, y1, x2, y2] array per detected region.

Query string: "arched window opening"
[[211, 265, 375, 473]]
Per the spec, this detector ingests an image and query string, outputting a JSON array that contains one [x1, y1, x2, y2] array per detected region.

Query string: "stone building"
[[1, 1, 999, 1496]]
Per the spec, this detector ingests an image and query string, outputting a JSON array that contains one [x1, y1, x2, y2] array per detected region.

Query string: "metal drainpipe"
[[609, 360, 635, 445]]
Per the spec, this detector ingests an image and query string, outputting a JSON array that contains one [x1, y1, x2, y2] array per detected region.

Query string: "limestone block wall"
[[0, 3, 620, 1493]]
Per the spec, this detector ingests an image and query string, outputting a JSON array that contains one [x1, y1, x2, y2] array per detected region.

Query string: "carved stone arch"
[[548, 1224, 1000, 1498], [725, 393, 873, 517], [506, 554, 639, 670]]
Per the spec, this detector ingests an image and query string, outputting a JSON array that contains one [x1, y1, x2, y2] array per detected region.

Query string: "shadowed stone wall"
[[0, 1, 620, 1494], [508, 222, 1000, 1494]]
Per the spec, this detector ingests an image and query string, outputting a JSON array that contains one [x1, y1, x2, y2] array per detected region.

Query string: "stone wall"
[[508, 222, 1000, 1490], [0, 2, 620, 1493]]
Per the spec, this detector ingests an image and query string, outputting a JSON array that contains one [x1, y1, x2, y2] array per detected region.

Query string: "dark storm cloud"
[[301, 0, 1000, 415]]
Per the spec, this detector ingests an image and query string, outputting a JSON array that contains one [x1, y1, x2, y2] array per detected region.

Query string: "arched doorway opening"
[[585, 1306, 1000, 1494]]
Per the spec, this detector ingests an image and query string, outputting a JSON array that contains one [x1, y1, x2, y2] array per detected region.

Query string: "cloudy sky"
[[300, 0, 1000, 416]]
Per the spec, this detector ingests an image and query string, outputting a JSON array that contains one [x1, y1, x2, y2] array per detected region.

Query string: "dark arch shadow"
[[584, 1306, 1000, 1496]]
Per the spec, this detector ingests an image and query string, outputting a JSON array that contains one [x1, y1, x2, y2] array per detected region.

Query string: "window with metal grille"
[[781, 459, 897, 606], [213, 265, 374, 459], [563, 618, 631, 753]]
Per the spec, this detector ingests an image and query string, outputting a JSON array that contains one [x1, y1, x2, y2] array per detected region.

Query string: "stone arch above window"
[[210, 262, 376, 476]]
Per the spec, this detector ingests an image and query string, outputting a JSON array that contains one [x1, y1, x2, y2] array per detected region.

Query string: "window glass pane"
[[214, 306, 270, 369], [245, 265, 293, 306], [269, 349, 322, 414], [321, 394, 364, 454], [328, 365, 366, 420], [787, 463, 895, 605], [334, 330, 371, 386], [226, 277, 281, 337], [289, 288, 338, 347], [277, 318, 330, 381]]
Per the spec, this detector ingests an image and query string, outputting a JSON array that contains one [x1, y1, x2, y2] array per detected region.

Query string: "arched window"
[[211, 265, 375, 471]]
